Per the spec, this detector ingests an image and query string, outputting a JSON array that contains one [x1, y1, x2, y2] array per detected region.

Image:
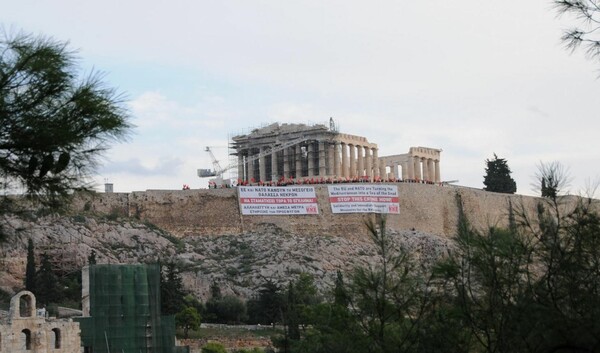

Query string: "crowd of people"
[[194, 176, 442, 189]]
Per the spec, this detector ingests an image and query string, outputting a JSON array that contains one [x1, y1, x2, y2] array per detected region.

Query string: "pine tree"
[[483, 153, 517, 194], [1, 32, 131, 204], [160, 262, 186, 315]]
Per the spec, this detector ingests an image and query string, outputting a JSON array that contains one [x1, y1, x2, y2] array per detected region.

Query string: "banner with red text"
[[328, 184, 399, 214], [238, 186, 319, 215]]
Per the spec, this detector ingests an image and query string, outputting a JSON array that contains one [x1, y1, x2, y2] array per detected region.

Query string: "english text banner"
[[328, 184, 400, 214]]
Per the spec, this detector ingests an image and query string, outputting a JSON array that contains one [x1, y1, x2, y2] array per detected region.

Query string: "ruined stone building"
[[231, 121, 442, 183], [0, 291, 80, 353]]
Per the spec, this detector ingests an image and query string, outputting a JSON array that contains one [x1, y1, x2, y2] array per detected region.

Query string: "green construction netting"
[[75, 264, 189, 353]]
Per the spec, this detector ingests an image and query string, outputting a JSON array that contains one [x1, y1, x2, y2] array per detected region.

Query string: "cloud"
[[100, 157, 183, 176]]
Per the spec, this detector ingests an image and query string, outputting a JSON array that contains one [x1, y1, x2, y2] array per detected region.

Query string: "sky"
[[4, 1, 600, 196]]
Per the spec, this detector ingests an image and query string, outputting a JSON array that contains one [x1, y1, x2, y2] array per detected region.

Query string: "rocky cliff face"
[[0, 184, 541, 299]]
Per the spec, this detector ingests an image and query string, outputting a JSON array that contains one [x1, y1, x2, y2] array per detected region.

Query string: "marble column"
[[422, 158, 430, 181], [372, 148, 380, 178], [259, 147, 267, 182], [342, 143, 349, 178], [428, 159, 435, 182], [402, 161, 408, 180], [349, 144, 355, 178], [335, 142, 342, 177], [435, 160, 440, 183], [327, 143, 335, 176], [365, 147, 372, 180], [271, 150, 278, 182], [414, 156, 422, 180], [357, 145, 364, 177], [319, 142, 326, 176], [295, 145, 302, 179], [283, 147, 290, 179], [379, 162, 387, 180], [407, 157, 414, 180], [307, 143, 315, 177]]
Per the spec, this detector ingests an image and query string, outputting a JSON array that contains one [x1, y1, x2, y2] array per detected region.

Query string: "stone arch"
[[9, 290, 36, 319], [51, 328, 61, 349], [21, 329, 32, 350]]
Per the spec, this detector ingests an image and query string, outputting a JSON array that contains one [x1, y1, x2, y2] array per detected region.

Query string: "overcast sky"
[[5, 1, 600, 195]]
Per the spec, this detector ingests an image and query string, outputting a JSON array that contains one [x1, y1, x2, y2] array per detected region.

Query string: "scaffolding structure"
[[75, 264, 188, 353]]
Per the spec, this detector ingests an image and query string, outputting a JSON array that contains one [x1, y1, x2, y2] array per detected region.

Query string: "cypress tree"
[[25, 238, 36, 293]]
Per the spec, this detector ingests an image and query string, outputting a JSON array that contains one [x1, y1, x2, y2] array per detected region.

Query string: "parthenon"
[[231, 120, 441, 183]]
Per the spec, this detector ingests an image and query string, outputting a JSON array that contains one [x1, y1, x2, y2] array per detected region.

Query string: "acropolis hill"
[[0, 183, 577, 300], [71, 183, 538, 239]]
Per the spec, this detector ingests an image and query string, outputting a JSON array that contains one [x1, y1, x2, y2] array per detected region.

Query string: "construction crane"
[[198, 147, 223, 177], [198, 135, 320, 187], [197, 146, 233, 187]]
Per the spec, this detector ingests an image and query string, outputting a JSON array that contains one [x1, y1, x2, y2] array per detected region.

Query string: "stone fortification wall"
[[72, 184, 541, 239]]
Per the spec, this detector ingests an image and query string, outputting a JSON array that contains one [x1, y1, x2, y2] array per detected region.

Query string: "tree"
[[35, 252, 62, 306], [435, 196, 533, 353], [25, 237, 36, 292], [514, 163, 600, 352], [348, 215, 430, 353], [534, 161, 570, 199], [247, 279, 284, 325], [483, 153, 517, 194], [175, 306, 201, 339], [205, 294, 247, 324], [88, 249, 97, 264], [160, 262, 186, 315], [0, 32, 131, 204], [554, 0, 600, 66], [333, 270, 349, 308]]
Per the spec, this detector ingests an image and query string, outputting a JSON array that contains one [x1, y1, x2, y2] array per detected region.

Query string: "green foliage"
[[332, 270, 349, 307], [233, 349, 265, 353], [88, 249, 97, 264], [554, 0, 600, 66], [184, 294, 205, 316], [201, 342, 227, 353], [483, 153, 517, 194], [210, 280, 222, 300], [59, 271, 82, 308], [0, 31, 131, 204], [247, 279, 284, 325], [535, 161, 569, 199], [176, 306, 201, 339], [205, 294, 247, 324], [25, 238, 36, 292], [160, 261, 187, 315], [35, 252, 62, 306], [436, 196, 533, 352], [348, 215, 430, 353]]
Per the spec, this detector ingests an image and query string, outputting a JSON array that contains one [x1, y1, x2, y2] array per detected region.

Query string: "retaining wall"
[[71, 184, 541, 239]]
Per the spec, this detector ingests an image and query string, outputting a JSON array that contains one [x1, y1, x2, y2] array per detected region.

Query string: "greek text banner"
[[238, 186, 319, 215]]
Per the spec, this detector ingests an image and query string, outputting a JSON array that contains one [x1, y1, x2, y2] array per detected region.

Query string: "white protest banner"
[[238, 186, 319, 215], [328, 184, 399, 214]]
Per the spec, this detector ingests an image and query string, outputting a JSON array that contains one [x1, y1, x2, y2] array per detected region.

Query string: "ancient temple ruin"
[[0, 291, 81, 353], [231, 121, 441, 183]]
